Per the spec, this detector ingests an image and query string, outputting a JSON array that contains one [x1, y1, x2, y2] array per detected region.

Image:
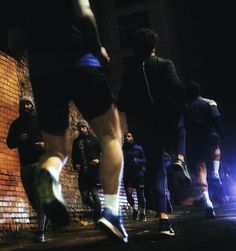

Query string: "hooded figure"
[[7, 96, 44, 165], [7, 96, 47, 242]]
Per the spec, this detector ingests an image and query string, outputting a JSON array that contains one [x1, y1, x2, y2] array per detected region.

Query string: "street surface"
[[1, 202, 236, 251]]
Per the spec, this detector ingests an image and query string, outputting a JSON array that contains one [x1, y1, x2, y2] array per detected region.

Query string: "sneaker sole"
[[97, 217, 128, 243], [37, 169, 69, 227], [160, 230, 175, 237]]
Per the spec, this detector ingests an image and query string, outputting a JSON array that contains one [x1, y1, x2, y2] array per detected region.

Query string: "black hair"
[[185, 81, 202, 99], [132, 28, 159, 57]]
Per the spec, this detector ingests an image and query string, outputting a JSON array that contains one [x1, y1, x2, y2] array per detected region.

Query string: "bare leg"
[[90, 104, 128, 242], [89, 104, 123, 195], [39, 128, 71, 177], [197, 162, 215, 218], [36, 128, 71, 226], [212, 146, 221, 177]]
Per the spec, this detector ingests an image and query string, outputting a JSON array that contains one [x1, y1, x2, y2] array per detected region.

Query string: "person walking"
[[118, 28, 185, 236], [185, 81, 226, 218], [123, 132, 147, 221], [15, 0, 128, 242]]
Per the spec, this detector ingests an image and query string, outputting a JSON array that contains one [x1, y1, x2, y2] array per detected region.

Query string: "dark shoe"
[[173, 159, 192, 185], [34, 231, 45, 243], [132, 209, 139, 220], [159, 219, 175, 237], [36, 168, 69, 227], [139, 213, 147, 222], [206, 207, 216, 219], [97, 208, 128, 243]]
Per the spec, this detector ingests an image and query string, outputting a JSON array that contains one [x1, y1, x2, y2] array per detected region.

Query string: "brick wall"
[[0, 51, 33, 239], [0, 50, 131, 240]]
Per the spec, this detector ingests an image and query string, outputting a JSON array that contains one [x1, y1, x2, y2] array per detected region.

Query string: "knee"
[[213, 146, 221, 160], [42, 129, 71, 159]]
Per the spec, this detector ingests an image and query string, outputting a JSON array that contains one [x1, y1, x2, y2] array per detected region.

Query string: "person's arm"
[[89, 136, 101, 167], [213, 116, 226, 140], [210, 101, 227, 140], [6, 121, 18, 149], [134, 146, 147, 166], [72, 0, 108, 60], [162, 60, 186, 111], [71, 138, 81, 169]]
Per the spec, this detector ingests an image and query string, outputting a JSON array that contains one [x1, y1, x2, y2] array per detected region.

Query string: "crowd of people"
[[5, 0, 227, 244]]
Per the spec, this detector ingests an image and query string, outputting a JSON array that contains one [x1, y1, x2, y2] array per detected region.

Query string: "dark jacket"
[[185, 96, 225, 141], [7, 99, 44, 165], [72, 133, 101, 173], [118, 56, 185, 146]]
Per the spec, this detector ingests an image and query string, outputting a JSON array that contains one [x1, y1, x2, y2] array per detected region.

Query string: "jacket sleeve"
[[210, 101, 226, 140], [6, 121, 18, 149], [136, 146, 147, 166], [162, 60, 186, 111], [71, 138, 80, 167]]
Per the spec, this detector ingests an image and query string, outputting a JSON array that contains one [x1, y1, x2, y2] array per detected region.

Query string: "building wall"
[[0, 51, 28, 238]]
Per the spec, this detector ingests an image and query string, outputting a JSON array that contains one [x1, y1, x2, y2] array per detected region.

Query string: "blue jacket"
[[123, 143, 147, 177]]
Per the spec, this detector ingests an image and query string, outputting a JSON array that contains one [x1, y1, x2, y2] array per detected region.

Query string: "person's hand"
[[90, 159, 100, 166], [101, 47, 110, 62], [35, 141, 45, 149], [97, 47, 110, 66], [18, 133, 28, 142]]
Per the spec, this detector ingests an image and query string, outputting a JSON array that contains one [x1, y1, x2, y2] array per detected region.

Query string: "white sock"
[[202, 191, 213, 208], [47, 166, 62, 181], [104, 194, 120, 216], [103, 162, 123, 216], [212, 160, 220, 176]]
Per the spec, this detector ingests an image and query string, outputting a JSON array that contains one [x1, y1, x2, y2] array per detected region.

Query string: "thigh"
[[30, 73, 70, 134], [72, 67, 114, 120]]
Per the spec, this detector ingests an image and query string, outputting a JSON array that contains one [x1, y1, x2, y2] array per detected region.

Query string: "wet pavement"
[[1, 201, 236, 251]]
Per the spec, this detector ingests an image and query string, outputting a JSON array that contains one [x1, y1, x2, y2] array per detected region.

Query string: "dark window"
[[118, 11, 150, 48], [115, 0, 146, 8]]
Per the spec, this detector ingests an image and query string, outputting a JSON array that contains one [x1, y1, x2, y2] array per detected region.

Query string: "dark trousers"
[[147, 151, 168, 213], [21, 163, 47, 232], [79, 170, 101, 222], [140, 139, 168, 214], [124, 175, 146, 209]]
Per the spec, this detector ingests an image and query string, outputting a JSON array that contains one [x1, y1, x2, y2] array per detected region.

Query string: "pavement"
[[1, 201, 236, 251]]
